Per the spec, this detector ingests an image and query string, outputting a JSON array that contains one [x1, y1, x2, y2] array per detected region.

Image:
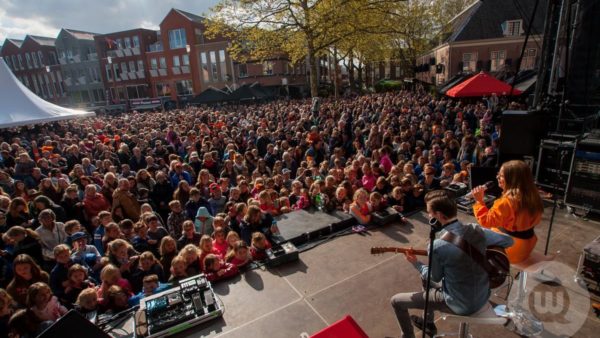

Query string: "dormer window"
[[503, 20, 523, 37]]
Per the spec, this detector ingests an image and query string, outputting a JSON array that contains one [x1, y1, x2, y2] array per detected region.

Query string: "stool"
[[434, 302, 506, 338], [494, 251, 556, 337]]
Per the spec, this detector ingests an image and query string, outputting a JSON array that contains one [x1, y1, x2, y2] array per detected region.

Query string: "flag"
[[105, 37, 117, 49]]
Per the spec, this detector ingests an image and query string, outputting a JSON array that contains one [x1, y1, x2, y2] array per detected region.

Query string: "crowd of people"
[[0, 89, 512, 337]]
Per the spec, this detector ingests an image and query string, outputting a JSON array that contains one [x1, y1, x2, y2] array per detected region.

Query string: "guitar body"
[[486, 246, 510, 289]]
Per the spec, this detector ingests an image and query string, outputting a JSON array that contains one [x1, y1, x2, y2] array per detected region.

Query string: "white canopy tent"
[[0, 57, 95, 128]]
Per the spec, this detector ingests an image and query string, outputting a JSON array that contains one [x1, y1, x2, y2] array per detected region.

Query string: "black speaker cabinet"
[[499, 110, 546, 163]]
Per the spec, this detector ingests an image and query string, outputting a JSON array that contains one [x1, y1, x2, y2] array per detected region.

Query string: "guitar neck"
[[371, 247, 428, 256]]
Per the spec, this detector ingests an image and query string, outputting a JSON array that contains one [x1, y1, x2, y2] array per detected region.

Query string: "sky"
[[0, 0, 221, 42]]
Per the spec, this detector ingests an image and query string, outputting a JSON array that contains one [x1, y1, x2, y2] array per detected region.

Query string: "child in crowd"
[[195, 207, 214, 235], [130, 251, 164, 293], [225, 231, 241, 255], [227, 203, 246, 234], [212, 227, 228, 257], [387, 186, 405, 213], [97, 264, 132, 306], [49, 244, 76, 304], [203, 254, 238, 282], [128, 274, 170, 306], [226, 241, 251, 268], [208, 183, 227, 215], [177, 220, 201, 250], [102, 222, 123, 253], [199, 235, 221, 272], [94, 211, 113, 256], [75, 287, 98, 317], [145, 212, 169, 256], [168, 255, 188, 285], [166, 200, 186, 239], [159, 236, 177, 281], [179, 244, 201, 277], [117, 219, 134, 242], [64, 264, 94, 306], [132, 222, 152, 254], [293, 188, 311, 210], [27, 282, 67, 322], [63, 220, 83, 248], [0, 289, 15, 333], [105, 285, 130, 314], [7, 254, 49, 306], [258, 190, 278, 216], [70, 231, 102, 271], [369, 191, 386, 213], [349, 188, 371, 232], [104, 239, 139, 280], [250, 232, 272, 261]]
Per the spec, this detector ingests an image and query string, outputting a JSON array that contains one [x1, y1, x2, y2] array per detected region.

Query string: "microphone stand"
[[422, 219, 439, 338]]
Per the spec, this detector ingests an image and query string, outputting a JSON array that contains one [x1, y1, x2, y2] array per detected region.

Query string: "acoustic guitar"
[[370, 245, 510, 289]]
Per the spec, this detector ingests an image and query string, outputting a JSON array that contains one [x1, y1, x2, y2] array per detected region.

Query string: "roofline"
[[94, 28, 157, 38], [447, 0, 481, 25]]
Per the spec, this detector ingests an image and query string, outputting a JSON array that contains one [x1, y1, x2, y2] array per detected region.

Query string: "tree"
[[206, 0, 409, 97]]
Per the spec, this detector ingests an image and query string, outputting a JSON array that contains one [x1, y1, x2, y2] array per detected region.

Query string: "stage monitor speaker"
[[499, 110, 545, 163], [38, 310, 110, 338], [566, 0, 600, 111]]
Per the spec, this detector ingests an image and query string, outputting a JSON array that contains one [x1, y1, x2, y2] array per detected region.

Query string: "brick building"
[[94, 28, 158, 108], [55, 29, 104, 108], [1, 35, 65, 104], [415, 0, 546, 86]]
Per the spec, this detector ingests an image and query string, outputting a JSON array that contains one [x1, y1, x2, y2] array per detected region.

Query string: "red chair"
[[311, 315, 369, 338]]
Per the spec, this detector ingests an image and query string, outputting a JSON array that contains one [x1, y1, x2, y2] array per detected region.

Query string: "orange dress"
[[473, 196, 542, 264]]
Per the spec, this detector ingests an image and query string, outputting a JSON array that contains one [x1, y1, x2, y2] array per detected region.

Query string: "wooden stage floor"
[[110, 206, 600, 338]]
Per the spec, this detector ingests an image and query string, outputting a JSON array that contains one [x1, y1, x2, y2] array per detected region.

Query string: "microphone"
[[464, 181, 496, 199]]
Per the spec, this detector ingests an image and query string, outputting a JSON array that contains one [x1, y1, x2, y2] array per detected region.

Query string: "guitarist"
[[390, 190, 513, 337]]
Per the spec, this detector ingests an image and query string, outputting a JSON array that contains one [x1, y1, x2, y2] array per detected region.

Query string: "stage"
[[108, 206, 600, 338]]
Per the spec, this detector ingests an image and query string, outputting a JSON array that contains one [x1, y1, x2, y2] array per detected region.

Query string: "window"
[[491, 50, 506, 71], [17, 55, 23, 69], [11, 55, 17, 70], [522, 48, 537, 70], [176, 79, 194, 95], [129, 61, 136, 72], [36, 51, 44, 66], [209, 51, 218, 81], [116, 38, 123, 49], [124, 37, 131, 48], [182, 54, 189, 66], [462, 53, 477, 72], [156, 83, 171, 96], [238, 63, 248, 78], [201, 52, 209, 82], [168, 28, 187, 49], [106, 64, 112, 81], [504, 20, 522, 37], [114, 63, 121, 80], [25, 53, 32, 69], [173, 55, 181, 67], [38, 74, 47, 97], [150, 58, 158, 70], [120, 62, 128, 74], [132, 35, 140, 48], [159, 57, 166, 69], [137, 60, 144, 72], [263, 61, 274, 75], [32, 53, 39, 68], [219, 50, 228, 81]]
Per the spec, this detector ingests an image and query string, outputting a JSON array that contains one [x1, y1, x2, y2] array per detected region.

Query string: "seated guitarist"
[[391, 190, 513, 338]]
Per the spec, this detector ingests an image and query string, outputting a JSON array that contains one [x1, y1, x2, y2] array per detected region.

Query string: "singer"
[[471, 160, 544, 264]]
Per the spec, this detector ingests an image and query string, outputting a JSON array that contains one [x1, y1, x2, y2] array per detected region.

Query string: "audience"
[[0, 89, 507, 334]]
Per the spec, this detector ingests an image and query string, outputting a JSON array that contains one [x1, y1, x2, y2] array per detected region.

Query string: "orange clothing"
[[473, 196, 541, 264]]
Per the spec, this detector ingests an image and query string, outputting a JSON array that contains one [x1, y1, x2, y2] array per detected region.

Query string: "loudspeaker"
[[566, 0, 600, 110], [499, 110, 546, 163], [38, 310, 110, 338]]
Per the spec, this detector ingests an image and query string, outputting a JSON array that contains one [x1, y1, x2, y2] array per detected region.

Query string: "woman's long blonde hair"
[[501, 160, 543, 216]]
